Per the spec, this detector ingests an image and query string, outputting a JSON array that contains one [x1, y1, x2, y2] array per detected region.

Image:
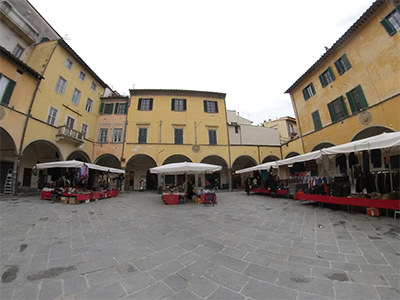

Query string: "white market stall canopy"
[[150, 162, 222, 175], [36, 160, 125, 174], [235, 161, 278, 174], [321, 132, 400, 156]]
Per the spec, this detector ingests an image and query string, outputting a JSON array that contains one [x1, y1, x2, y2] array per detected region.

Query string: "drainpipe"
[[224, 107, 232, 192], [289, 93, 305, 154]]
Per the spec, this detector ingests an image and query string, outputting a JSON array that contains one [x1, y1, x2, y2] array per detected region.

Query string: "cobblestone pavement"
[[0, 191, 399, 300]]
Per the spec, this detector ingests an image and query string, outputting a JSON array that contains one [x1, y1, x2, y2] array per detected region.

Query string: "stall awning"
[[150, 162, 222, 175], [275, 150, 323, 166], [321, 132, 400, 156], [235, 161, 278, 174], [36, 160, 125, 174]]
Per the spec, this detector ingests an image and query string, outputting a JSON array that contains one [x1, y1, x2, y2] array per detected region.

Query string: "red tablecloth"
[[162, 194, 180, 205], [109, 189, 119, 197], [41, 191, 52, 199], [92, 192, 103, 200], [294, 193, 400, 210], [249, 188, 288, 196], [63, 193, 92, 202]]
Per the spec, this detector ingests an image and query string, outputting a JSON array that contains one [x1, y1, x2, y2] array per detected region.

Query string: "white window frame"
[[85, 98, 93, 113], [71, 88, 81, 105], [103, 103, 113, 114], [91, 82, 97, 91], [138, 127, 148, 144], [112, 126, 124, 143], [208, 128, 218, 145], [79, 71, 86, 82], [98, 126, 109, 143], [64, 57, 74, 70], [66, 116, 75, 129], [140, 98, 150, 110], [174, 99, 184, 111], [81, 123, 88, 139], [46, 106, 58, 126], [388, 9, 400, 32], [306, 85, 314, 98], [117, 103, 127, 114], [206, 101, 216, 113], [55, 76, 67, 95], [12, 44, 24, 58]]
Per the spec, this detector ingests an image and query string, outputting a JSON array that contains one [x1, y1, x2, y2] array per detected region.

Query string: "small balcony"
[[288, 127, 299, 137], [56, 125, 84, 145], [0, 1, 39, 44]]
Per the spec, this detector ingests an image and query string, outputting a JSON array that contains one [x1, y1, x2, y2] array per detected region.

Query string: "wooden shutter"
[[339, 96, 349, 117], [137, 98, 142, 110], [302, 88, 309, 101], [381, 18, 396, 36], [109, 103, 114, 114], [319, 74, 327, 88], [114, 103, 119, 114], [328, 66, 335, 81], [203, 100, 208, 112], [1, 78, 16, 105], [175, 128, 183, 144], [311, 111, 322, 130], [310, 83, 316, 95], [209, 130, 217, 145], [99, 103, 104, 114], [346, 91, 357, 114], [183, 99, 187, 111], [171, 99, 175, 111], [342, 54, 351, 70], [139, 128, 147, 143], [354, 85, 368, 110], [334, 60, 344, 75], [214, 101, 218, 113], [327, 102, 337, 123], [149, 98, 153, 110]]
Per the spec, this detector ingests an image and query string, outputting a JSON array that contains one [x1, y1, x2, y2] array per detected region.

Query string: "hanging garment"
[[362, 151, 370, 174], [336, 154, 347, 173], [278, 165, 290, 180], [370, 149, 382, 168], [349, 152, 359, 168]]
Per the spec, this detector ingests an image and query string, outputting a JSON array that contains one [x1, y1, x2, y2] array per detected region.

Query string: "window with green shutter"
[[115, 103, 127, 114], [346, 85, 368, 114], [380, 5, 400, 36], [302, 83, 315, 100], [334, 54, 352, 75], [319, 66, 335, 88], [102, 103, 114, 114], [311, 110, 322, 131], [138, 98, 153, 111], [204, 100, 218, 113], [0, 73, 16, 106], [171, 98, 187, 111], [327, 96, 349, 123]]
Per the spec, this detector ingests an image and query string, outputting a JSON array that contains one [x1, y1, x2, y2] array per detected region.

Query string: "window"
[[79, 71, 86, 82], [174, 128, 183, 144], [112, 128, 123, 143], [302, 83, 315, 100], [66, 116, 75, 129], [319, 66, 335, 88], [86, 98, 93, 113], [0, 73, 16, 106], [115, 103, 127, 114], [381, 6, 400, 36], [328, 96, 349, 123], [71, 88, 81, 105], [208, 129, 217, 145], [64, 58, 73, 70], [99, 103, 114, 114], [46, 107, 58, 126], [171, 98, 187, 111], [91, 82, 97, 91], [204, 100, 219, 113], [81, 123, 88, 139], [12, 45, 23, 58], [311, 110, 322, 131], [98, 128, 108, 143], [235, 126, 239, 134], [346, 85, 368, 113], [137, 98, 153, 111], [334, 54, 352, 75], [138, 128, 147, 144], [55, 76, 67, 95]]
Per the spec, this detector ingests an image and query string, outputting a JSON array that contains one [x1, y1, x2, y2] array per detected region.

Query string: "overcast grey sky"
[[29, 0, 374, 125]]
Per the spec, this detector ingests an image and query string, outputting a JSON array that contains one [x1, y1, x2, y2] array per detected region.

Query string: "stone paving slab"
[[1, 191, 399, 299]]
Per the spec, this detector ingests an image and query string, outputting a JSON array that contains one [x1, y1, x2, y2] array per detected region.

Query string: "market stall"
[[235, 132, 400, 216], [150, 162, 221, 205], [36, 160, 124, 204]]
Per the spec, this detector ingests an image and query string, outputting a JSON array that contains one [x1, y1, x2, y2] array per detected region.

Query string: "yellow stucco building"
[[285, 0, 399, 153]]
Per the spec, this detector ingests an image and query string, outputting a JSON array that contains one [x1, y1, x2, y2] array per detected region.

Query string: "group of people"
[[245, 168, 278, 197], [183, 177, 219, 201]]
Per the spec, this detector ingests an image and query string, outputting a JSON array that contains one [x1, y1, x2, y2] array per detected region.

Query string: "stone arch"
[[94, 154, 121, 168], [67, 150, 91, 163], [200, 155, 229, 190], [351, 126, 395, 142], [285, 151, 300, 159], [162, 154, 192, 165], [262, 155, 279, 163], [311, 142, 336, 152], [125, 154, 157, 191], [231, 155, 257, 189], [0, 127, 17, 193]]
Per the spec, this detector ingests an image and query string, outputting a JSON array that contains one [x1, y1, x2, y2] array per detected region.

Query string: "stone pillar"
[[12, 154, 20, 195]]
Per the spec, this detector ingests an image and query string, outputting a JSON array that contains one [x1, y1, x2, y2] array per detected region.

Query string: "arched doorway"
[[351, 126, 394, 142], [311, 142, 335, 151], [20, 140, 62, 188], [262, 155, 279, 163], [200, 155, 229, 189], [67, 150, 91, 162], [125, 154, 157, 191], [0, 128, 17, 193], [94, 154, 121, 168], [161, 155, 193, 188], [231, 155, 257, 189]]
